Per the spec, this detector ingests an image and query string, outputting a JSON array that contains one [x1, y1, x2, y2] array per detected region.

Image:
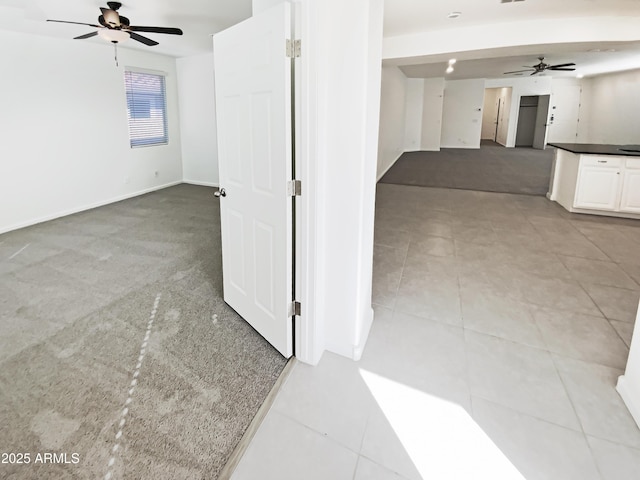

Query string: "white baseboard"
[[325, 306, 374, 362], [352, 306, 374, 361], [617, 375, 640, 429], [0, 180, 182, 235], [440, 144, 481, 149], [217, 357, 297, 479], [183, 180, 219, 188], [377, 152, 404, 182]]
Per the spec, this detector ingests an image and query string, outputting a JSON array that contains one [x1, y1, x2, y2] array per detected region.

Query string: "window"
[[124, 70, 168, 147]]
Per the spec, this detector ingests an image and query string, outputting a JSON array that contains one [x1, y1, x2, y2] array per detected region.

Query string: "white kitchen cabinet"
[[620, 166, 640, 213], [574, 164, 621, 210], [550, 148, 640, 219]]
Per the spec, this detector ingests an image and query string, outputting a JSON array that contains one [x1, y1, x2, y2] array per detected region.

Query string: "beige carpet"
[[0, 184, 287, 479], [379, 141, 555, 196]]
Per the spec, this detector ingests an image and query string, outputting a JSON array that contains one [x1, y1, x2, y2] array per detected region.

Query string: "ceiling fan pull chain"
[[113, 42, 119, 67]]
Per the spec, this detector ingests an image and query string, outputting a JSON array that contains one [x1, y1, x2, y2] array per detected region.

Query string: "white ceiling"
[[384, 0, 640, 38], [384, 0, 640, 80], [397, 41, 640, 80], [0, 0, 639, 81]]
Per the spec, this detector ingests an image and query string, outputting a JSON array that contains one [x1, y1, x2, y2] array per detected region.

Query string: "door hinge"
[[287, 179, 302, 196], [286, 39, 301, 58], [288, 301, 301, 317]]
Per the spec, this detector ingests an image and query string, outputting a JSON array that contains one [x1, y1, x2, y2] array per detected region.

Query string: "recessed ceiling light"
[[577, 74, 584, 79], [446, 66, 454, 74], [448, 58, 457, 65], [588, 48, 602, 52], [448, 11, 462, 18]]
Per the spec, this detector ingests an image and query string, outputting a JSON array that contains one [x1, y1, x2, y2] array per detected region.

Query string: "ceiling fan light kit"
[[47, 2, 183, 64], [98, 28, 129, 43]]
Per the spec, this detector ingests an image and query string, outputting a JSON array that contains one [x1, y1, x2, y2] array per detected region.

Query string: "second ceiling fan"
[[504, 57, 576, 76]]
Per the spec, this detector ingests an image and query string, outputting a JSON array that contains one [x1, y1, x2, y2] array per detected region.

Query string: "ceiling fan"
[[47, 2, 183, 47], [504, 57, 576, 76]]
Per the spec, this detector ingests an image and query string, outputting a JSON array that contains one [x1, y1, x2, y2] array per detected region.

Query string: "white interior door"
[[548, 85, 582, 143], [481, 88, 499, 140], [213, 3, 293, 357], [496, 88, 512, 146], [533, 94, 551, 149]]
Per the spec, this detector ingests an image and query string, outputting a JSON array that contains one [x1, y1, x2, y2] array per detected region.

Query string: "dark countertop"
[[549, 143, 640, 157]]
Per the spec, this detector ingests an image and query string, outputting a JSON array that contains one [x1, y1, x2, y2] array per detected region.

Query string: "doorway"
[[515, 94, 551, 149], [516, 96, 539, 147], [482, 87, 512, 146], [482, 88, 500, 142]]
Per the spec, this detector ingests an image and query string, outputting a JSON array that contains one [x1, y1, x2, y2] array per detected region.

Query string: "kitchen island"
[[548, 143, 640, 219]]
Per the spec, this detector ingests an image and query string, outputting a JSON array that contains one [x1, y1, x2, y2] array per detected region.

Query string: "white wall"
[[253, 0, 284, 14], [297, 0, 383, 363], [440, 79, 485, 148], [420, 78, 445, 151], [404, 77, 444, 152], [403, 78, 424, 151], [581, 69, 640, 144], [403, 77, 444, 152], [177, 53, 219, 186], [377, 66, 407, 180], [0, 30, 182, 233], [617, 300, 640, 429]]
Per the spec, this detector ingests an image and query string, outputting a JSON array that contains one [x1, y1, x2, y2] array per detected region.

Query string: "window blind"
[[124, 70, 168, 147]]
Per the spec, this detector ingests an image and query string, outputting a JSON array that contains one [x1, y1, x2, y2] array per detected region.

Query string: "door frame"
[[532, 94, 551, 149], [291, 0, 321, 365]]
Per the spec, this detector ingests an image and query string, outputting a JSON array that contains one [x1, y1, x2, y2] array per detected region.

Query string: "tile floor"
[[231, 184, 640, 480]]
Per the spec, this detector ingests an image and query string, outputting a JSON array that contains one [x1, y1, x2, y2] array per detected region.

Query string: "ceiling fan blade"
[[100, 7, 121, 27], [549, 67, 576, 71], [47, 19, 103, 28], [74, 31, 99, 40], [549, 63, 576, 69], [504, 69, 534, 74], [129, 32, 159, 46], [127, 25, 183, 35], [530, 71, 540, 76]]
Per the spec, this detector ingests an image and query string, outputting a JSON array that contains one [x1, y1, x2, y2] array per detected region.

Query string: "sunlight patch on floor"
[[359, 369, 526, 480]]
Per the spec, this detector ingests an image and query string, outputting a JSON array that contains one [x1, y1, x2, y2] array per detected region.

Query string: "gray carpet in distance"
[[380, 140, 555, 196], [0, 184, 287, 479]]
